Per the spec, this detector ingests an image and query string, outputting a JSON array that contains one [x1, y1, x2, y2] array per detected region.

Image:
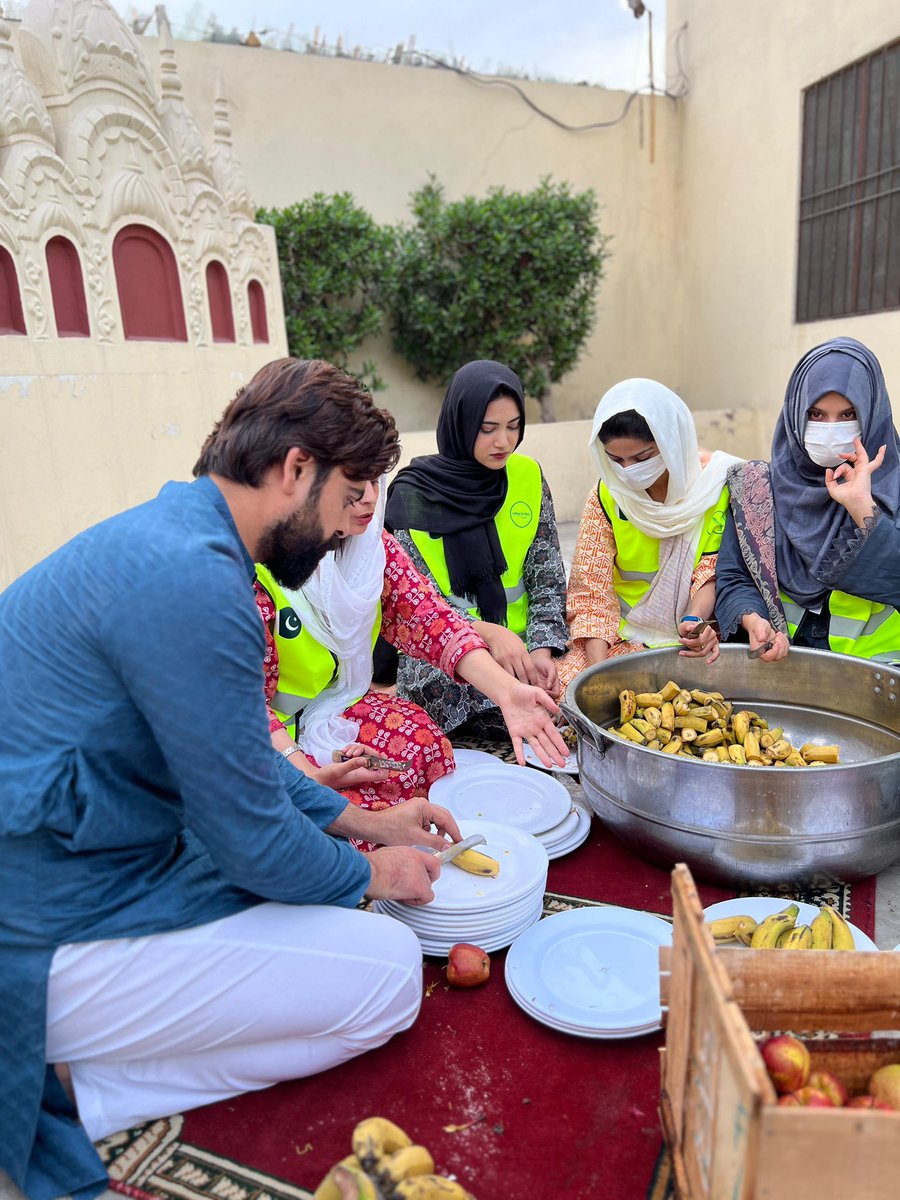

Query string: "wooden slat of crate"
[[713, 949, 900, 1031], [754, 1107, 900, 1200], [665, 866, 774, 1200]]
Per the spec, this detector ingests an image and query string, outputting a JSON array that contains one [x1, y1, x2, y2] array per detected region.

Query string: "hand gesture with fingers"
[[825, 436, 886, 527]]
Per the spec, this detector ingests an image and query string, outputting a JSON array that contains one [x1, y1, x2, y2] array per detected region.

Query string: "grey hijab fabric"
[[771, 337, 900, 608]]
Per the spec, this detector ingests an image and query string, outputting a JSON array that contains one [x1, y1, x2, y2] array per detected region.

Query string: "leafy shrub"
[[257, 193, 395, 390], [386, 177, 610, 419]]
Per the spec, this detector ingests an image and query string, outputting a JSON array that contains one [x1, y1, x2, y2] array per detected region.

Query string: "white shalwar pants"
[[46, 903, 422, 1141]]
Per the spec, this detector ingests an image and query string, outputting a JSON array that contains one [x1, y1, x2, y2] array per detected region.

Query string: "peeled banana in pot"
[[608, 680, 840, 766], [705, 902, 857, 951]]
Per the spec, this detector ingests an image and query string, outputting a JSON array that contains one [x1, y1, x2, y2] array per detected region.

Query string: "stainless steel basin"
[[561, 645, 900, 886]]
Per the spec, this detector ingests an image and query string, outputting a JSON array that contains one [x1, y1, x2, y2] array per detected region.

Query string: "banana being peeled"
[[451, 848, 500, 877]]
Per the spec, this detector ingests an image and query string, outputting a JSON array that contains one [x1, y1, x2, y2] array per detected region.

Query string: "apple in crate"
[[868, 1064, 900, 1111], [808, 1070, 848, 1107], [846, 1095, 894, 1111], [790, 1086, 834, 1107], [759, 1035, 811, 1094], [446, 943, 491, 988]]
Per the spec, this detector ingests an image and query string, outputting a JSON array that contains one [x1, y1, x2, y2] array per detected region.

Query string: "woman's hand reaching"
[[825, 436, 886, 528], [496, 679, 569, 767], [742, 614, 790, 662]]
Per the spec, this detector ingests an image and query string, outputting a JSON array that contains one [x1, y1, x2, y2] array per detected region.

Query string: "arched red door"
[[113, 224, 187, 341], [46, 236, 90, 337], [0, 246, 26, 335], [206, 260, 235, 342], [247, 279, 269, 343]]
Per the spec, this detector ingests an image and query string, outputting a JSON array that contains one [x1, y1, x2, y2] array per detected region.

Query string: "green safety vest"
[[255, 563, 381, 737], [598, 481, 730, 646], [408, 452, 542, 637], [781, 589, 900, 662]]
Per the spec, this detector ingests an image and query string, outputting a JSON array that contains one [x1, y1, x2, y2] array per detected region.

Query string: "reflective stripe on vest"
[[408, 453, 542, 637], [598, 481, 730, 647], [782, 588, 900, 661]]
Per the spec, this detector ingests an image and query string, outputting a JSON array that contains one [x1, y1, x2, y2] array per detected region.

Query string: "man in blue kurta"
[[0, 359, 462, 1200]]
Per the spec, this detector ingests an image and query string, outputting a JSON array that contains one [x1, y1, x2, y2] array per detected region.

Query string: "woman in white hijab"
[[557, 379, 742, 688]]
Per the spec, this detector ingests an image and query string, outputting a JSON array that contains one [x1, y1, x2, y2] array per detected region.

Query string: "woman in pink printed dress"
[[255, 480, 567, 847]]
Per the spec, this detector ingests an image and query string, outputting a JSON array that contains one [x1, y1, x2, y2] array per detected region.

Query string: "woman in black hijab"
[[385, 360, 568, 735]]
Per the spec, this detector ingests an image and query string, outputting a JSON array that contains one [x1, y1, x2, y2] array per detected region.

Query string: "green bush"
[[386, 177, 611, 420], [257, 193, 395, 390]]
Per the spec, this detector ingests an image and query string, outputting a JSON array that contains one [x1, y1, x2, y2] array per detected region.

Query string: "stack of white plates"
[[433, 759, 591, 860], [505, 906, 673, 1038], [374, 819, 548, 955]]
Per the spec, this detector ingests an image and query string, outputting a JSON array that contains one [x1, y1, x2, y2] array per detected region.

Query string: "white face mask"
[[610, 453, 666, 491], [803, 420, 861, 468]]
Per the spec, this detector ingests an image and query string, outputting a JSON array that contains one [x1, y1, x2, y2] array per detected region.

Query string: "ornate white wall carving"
[[0, 1, 281, 347]]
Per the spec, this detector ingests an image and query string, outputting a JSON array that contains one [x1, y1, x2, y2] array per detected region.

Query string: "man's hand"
[[496, 679, 568, 767], [366, 797, 462, 849], [477, 622, 540, 685], [825, 436, 886, 528], [362, 846, 441, 903], [530, 647, 561, 698], [677, 619, 720, 665], [743, 614, 790, 662]]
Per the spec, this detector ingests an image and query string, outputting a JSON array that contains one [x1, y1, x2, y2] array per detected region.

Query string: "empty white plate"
[[544, 805, 592, 860], [523, 740, 578, 775], [430, 761, 571, 835], [702, 897, 877, 951], [505, 906, 673, 1036], [450, 748, 501, 769]]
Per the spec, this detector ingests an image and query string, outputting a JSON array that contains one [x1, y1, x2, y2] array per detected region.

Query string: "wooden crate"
[[658, 864, 900, 1200]]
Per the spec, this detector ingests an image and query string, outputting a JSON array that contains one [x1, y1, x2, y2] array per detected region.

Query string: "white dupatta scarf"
[[280, 481, 387, 765], [589, 380, 742, 647]]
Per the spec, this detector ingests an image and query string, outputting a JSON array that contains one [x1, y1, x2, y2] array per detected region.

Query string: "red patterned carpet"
[[98, 773, 876, 1200]]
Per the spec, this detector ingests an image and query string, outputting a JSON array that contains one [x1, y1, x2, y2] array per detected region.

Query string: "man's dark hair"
[[193, 358, 401, 486], [598, 408, 654, 445]]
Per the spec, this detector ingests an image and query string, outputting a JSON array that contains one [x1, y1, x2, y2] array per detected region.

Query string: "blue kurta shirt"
[[0, 477, 371, 1199]]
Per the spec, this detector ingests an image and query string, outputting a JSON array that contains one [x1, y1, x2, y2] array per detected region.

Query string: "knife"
[[747, 641, 774, 660], [414, 833, 487, 864]]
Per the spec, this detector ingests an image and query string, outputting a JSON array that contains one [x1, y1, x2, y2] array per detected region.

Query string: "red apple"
[[868, 1064, 900, 1111], [808, 1070, 849, 1107], [777, 1094, 802, 1107], [445, 943, 490, 988], [760, 1035, 811, 1094], [791, 1086, 834, 1108], [847, 1095, 895, 1111]]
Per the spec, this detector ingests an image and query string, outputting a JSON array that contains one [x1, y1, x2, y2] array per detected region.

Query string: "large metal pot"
[[561, 646, 900, 886]]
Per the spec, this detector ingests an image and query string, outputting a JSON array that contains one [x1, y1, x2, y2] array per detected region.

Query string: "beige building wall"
[[667, 0, 900, 449], [157, 38, 684, 431]]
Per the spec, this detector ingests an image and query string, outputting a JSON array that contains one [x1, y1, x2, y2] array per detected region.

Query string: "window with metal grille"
[[796, 38, 899, 322]]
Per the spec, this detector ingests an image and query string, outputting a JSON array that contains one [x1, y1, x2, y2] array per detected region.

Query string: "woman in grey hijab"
[[715, 337, 900, 662]]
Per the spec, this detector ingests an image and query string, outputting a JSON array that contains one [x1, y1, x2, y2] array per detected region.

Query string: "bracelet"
[[281, 744, 303, 759], [679, 615, 701, 625]]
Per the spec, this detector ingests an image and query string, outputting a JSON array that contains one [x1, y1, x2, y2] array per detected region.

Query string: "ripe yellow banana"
[[352, 1117, 412, 1172], [635, 691, 665, 708], [801, 743, 840, 764], [379, 1144, 436, 1187], [810, 909, 833, 949], [619, 689, 637, 723], [706, 915, 755, 944], [732, 711, 751, 745], [313, 1159, 377, 1200], [734, 917, 757, 946], [750, 904, 799, 948], [393, 1176, 472, 1199], [781, 924, 813, 949], [451, 848, 500, 877], [822, 904, 856, 950], [660, 701, 676, 731]]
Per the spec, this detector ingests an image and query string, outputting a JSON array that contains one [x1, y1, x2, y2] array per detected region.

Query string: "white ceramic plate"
[[545, 805, 592, 860], [539, 807, 580, 847], [504, 906, 673, 1035], [523, 740, 579, 775], [505, 978, 661, 1038], [430, 762, 571, 835], [450, 748, 501, 769], [702, 896, 877, 951]]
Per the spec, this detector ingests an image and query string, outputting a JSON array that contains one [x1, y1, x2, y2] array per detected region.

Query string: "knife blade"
[[414, 833, 487, 864], [747, 641, 774, 660]]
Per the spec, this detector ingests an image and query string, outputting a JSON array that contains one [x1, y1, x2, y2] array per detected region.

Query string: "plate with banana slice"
[[702, 896, 877, 951]]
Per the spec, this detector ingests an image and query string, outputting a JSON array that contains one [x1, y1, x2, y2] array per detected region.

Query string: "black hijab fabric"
[[771, 337, 900, 607], [385, 360, 526, 624]]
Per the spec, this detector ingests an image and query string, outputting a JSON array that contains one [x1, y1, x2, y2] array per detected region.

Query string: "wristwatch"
[[281, 744, 303, 759]]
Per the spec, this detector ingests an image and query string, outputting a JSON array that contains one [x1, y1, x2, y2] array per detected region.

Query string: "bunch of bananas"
[[706, 901, 857, 950], [313, 1117, 474, 1200], [612, 681, 841, 766]]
